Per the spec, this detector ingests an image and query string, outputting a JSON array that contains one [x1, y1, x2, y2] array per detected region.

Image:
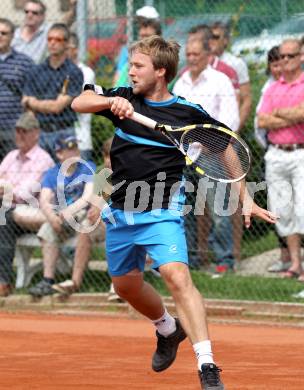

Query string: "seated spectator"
[[21, 23, 83, 158], [0, 111, 54, 296], [12, 0, 77, 64], [0, 18, 34, 160], [52, 137, 113, 296], [67, 32, 96, 161], [28, 134, 96, 297]]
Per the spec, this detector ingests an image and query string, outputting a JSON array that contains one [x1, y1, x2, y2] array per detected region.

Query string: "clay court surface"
[[0, 312, 303, 389]]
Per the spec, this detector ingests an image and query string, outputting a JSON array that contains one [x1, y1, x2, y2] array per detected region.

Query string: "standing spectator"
[[22, 23, 83, 157], [67, 32, 95, 161], [258, 39, 304, 282], [210, 21, 251, 263], [12, 0, 77, 64], [0, 18, 34, 160], [173, 36, 239, 273], [113, 8, 161, 88], [187, 24, 240, 91], [28, 134, 96, 297], [254, 46, 291, 273], [254, 46, 282, 149], [0, 111, 54, 296], [210, 21, 251, 132]]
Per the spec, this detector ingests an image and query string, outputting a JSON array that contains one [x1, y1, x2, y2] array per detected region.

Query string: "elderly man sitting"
[[0, 111, 54, 296]]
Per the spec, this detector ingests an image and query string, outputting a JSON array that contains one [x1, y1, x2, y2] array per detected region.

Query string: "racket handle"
[[130, 112, 157, 130]]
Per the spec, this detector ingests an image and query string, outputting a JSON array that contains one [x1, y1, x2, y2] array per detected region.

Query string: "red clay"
[[0, 312, 303, 389]]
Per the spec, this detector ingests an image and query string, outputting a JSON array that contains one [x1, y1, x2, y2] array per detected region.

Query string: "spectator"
[[28, 134, 96, 297], [0, 18, 34, 160], [22, 23, 83, 158], [173, 36, 239, 273], [67, 32, 95, 161], [51, 137, 114, 296], [187, 24, 240, 91], [210, 21, 250, 263], [12, 0, 77, 64], [254, 46, 291, 273], [210, 21, 252, 132], [0, 111, 54, 296], [300, 36, 304, 66], [258, 38, 304, 282], [113, 12, 161, 87], [255, 46, 282, 149]]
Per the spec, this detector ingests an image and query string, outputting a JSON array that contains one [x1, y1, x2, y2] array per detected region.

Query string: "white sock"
[[193, 340, 214, 370], [152, 310, 176, 337]]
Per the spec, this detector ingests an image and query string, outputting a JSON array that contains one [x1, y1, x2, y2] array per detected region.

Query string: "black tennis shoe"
[[198, 363, 225, 389], [152, 318, 187, 372]]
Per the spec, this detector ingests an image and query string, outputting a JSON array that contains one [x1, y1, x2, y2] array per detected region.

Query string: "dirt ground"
[[0, 312, 303, 389]]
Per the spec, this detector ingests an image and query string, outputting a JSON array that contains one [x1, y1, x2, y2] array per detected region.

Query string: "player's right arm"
[[72, 89, 134, 119]]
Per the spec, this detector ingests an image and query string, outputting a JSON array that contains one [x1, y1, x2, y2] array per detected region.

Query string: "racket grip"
[[130, 112, 157, 130]]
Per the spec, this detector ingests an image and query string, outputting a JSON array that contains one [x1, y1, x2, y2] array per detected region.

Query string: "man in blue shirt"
[[28, 134, 95, 297], [22, 23, 83, 158], [0, 18, 34, 160]]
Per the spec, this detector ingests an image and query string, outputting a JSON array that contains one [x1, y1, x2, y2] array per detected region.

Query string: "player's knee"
[[163, 267, 192, 295], [112, 275, 143, 299]]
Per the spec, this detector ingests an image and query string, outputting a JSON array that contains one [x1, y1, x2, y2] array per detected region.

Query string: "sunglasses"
[[0, 31, 10, 36], [280, 52, 300, 60], [24, 9, 41, 15], [47, 36, 66, 43]]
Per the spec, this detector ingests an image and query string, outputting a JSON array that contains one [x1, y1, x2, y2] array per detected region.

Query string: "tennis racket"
[[130, 112, 251, 183]]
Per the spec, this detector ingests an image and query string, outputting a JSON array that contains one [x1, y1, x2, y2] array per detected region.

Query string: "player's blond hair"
[[129, 36, 180, 83]]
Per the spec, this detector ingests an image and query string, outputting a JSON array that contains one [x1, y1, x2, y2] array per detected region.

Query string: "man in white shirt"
[[12, 0, 77, 64], [210, 21, 252, 132], [173, 37, 239, 273], [67, 32, 95, 160]]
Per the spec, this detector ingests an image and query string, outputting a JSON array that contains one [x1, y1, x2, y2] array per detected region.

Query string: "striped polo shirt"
[[0, 49, 34, 132]]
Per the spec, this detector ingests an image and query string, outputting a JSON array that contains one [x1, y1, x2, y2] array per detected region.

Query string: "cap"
[[54, 134, 78, 151], [15, 111, 40, 131], [136, 5, 159, 19]]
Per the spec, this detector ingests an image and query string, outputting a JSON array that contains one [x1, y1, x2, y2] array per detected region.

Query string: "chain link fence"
[[0, 0, 303, 302]]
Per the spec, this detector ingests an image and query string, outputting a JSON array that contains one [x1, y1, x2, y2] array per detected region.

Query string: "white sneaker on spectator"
[[52, 280, 78, 295], [292, 290, 304, 299], [267, 260, 291, 273]]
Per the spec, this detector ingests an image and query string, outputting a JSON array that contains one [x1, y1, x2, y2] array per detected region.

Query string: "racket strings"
[[181, 126, 250, 181]]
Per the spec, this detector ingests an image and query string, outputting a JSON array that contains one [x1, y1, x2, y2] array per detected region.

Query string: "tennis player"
[[72, 36, 277, 390]]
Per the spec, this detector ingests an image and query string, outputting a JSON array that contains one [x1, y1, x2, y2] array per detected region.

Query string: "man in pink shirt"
[[0, 111, 54, 296], [258, 38, 304, 282]]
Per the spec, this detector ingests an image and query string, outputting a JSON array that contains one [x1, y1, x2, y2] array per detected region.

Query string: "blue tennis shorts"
[[101, 206, 189, 276]]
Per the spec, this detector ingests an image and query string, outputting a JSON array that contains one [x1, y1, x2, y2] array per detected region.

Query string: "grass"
[[145, 271, 304, 303], [241, 230, 278, 259]]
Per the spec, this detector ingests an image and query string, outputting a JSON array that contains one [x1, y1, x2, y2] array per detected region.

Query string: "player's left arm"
[[235, 179, 277, 228]]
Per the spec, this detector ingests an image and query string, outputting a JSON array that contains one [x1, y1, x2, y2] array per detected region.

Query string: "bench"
[[14, 234, 76, 289]]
